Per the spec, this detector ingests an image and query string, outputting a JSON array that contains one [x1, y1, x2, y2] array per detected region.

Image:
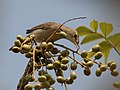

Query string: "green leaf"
[[99, 40, 112, 63], [90, 19, 98, 32], [81, 33, 103, 45], [100, 22, 113, 37], [107, 33, 120, 52], [76, 26, 93, 36]]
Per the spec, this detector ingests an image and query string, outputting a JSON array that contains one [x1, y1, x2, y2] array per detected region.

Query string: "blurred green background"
[[0, 0, 120, 90]]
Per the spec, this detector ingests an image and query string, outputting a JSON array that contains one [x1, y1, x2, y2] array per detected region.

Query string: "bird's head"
[[66, 29, 80, 50]]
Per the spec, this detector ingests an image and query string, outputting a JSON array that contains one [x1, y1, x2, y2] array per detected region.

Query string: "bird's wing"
[[26, 22, 57, 34]]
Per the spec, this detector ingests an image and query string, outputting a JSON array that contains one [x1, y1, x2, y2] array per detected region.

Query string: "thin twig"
[[33, 46, 36, 85], [54, 43, 81, 55], [64, 82, 68, 90], [68, 55, 88, 69]]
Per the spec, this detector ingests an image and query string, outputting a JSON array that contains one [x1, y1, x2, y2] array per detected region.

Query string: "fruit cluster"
[[10, 35, 119, 90]]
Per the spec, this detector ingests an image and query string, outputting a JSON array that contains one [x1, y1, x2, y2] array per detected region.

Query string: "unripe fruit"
[[86, 61, 94, 67], [61, 57, 69, 64], [41, 81, 50, 88], [14, 39, 21, 47], [46, 42, 54, 50], [110, 62, 117, 71], [38, 75, 47, 82], [61, 64, 68, 71], [94, 52, 102, 59], [111, 70, 119, 77], [25, 52, 33, 58], [66, 77, 74, 84], [100, 64, 107, 72], [92, 45, 101, 52], [59, 31, 67, 38], [61, 50, 69, 57], [44, 74, 52, 80], [107, 60, 115, 67], [40, 42, 47, 48], [84, 68, 91, 76], [47, 64, 54, 70], [34, 84, 42, 90], [53, 60, 61, 69], [48, 78, 55, 85], [12, 46, 21, 53], [46, 87, 55, 90], [70, 71, 77, 80], [57, 76, 65, 83], [22, 44, 31, 53], [38, 70, 48, 76], [81, 50, 88, 58], [24, 84, 33, 90], [113, 82, 120, 88], [44, 51, 51, 58], [56, 69, 63, 76], [26, 75, 35, 82], [95, 68, 102, 77], [83, 58, 89, 63], [50, 47, 59, 54], [70, 62, 77, 70], [17, 35, 25, 42]]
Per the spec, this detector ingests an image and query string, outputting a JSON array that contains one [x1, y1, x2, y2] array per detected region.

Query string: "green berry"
[[41, 81, 50, 88], [86, 61, 94, 67], [111, 70, 119, 77], [44, 51, 51, 58], [57, 76, 65, 83], [16, 35, 25, 42], [14, 39, 21, 47], [61, 64, 68, 71], [46, 42, 54, 50], [94, 52, 102, 59], [100, 64, 107, 72], [38, 70, 48, 76], [34, 84, 42, 90], [95, 68, 102, 77], [61, 57, 69, 64], [107, 60, 115, 67], [22, 44, 31, 53], [56, 69, 63, 76], [12, 46, 21, 53], [61, 50, 69, 57], [38, 75, 47, 82], [26, 75, 35, 82], [84, 68, 91, 76], [40, 42, 47, 48], [110, 62, 117, 71], [70, 71, 77, 80], [47, 63, 54, 70], [70, 62, 77, 70], [65, 77, 74, 84], [92, 45, 101, 52], [53, 60, 61, 69], [25, 52, 33, 58], [50, 47, 59, 54], [81, 50, 88, 58], [24, 84, 33, 90], [113, 82, 120, 88], [48, 78, 55, 85]]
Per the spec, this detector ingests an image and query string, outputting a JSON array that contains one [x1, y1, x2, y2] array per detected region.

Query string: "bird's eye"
[[74, 34, 78, 38]]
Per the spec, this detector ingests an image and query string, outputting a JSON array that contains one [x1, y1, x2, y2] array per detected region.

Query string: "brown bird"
[[26, 22, 79, 49]]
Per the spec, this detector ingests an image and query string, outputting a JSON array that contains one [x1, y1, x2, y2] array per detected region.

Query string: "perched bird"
[[26, 22, 79, 49]]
